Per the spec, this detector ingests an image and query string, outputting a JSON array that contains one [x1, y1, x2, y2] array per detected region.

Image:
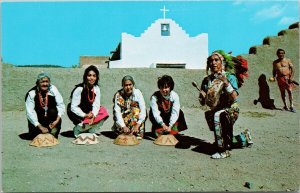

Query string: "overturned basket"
[[30, 133, 59, 147], [154, 134, 179, 146], [113, 134, 140, 146], [72, 133, 99, 145]]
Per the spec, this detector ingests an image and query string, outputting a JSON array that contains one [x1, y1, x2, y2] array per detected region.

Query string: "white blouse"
[[25, 84, 65, 127], [70, 85, 101, 118], [150, 90, 180, 128]]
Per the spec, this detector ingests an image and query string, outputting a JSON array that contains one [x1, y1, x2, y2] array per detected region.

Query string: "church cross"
[[160, 5, 169, 19]]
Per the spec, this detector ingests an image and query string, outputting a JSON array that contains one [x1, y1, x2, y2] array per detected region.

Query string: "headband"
[[211, 52, 224, 62]]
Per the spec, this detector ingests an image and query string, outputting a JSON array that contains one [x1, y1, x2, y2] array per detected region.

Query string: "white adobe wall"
[[109, 19, 208, 69]]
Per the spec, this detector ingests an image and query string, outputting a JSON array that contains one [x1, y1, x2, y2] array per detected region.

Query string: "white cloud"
[[278, 16, 298, 26], [251, 4, 287, 23], [232, 0, 243, 5], [232, 0, 257, 6]]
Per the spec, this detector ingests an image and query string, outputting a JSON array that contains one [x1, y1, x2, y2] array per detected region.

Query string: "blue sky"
[[2, 0, 299, 67]]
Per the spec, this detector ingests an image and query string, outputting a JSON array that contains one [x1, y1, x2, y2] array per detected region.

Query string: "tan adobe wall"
[[238, 22, 299, 108], [80, 56, 109, 68]]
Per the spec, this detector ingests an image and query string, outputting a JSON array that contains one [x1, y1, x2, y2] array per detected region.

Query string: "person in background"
[[112, 75, 147, 139], [149, 75, 188, 137], [271, 48, 296, 112], [67, 65, 109, 138], [25, 72, 65, 139]]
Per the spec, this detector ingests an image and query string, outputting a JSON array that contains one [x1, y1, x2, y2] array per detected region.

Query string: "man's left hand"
[[288, 78, 294, 84]]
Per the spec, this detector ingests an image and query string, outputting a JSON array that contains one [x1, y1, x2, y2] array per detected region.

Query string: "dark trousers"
[[28, 108, 61, 139], [67, 103, 84, 125], [149, 108, 187, 135]]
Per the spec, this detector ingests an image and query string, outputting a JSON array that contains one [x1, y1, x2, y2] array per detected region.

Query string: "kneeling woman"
[[149, 75, 188, 136], [112, 75, 147, 139], [67, 65, 109, 137]]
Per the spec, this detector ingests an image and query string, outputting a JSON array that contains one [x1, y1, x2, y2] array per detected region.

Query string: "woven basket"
[[30, 133, 59, 147], [72, 133, 99, 145], [154, 134, 179, 146], [113, 134, 140, 146]]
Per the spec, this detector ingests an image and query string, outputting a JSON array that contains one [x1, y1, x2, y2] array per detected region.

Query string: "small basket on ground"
[[113, 134, 140, 146], [154, 134, 179, 146], [30, 133, 59, 147], [72, 133, 99, 145]]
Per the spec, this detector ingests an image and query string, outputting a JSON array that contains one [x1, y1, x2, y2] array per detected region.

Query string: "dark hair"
[[157, 75, 174, 90], [121, 75, 135, 87], [276, 48, 285, 55], [83, 65, 99, 85]]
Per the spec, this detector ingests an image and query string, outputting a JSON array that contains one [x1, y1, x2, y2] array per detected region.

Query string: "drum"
[[205, 78, 224, 108]]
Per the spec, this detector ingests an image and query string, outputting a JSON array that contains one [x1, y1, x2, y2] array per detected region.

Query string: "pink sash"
[[82, 106, 109, 124]]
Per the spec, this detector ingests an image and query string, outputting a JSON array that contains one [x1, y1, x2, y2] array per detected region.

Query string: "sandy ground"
[[1, 63, 299, 192], [2, 106, 299, 192]]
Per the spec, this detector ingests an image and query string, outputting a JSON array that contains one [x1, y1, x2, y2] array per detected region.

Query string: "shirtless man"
[[271, 48, 296, 112]]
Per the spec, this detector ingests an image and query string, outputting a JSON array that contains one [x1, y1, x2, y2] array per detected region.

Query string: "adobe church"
[[108, 6, 208, 69]]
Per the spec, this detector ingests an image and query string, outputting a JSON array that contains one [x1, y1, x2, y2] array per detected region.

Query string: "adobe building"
[[109, 6, 208, 69], [79, 56, 109, 68]]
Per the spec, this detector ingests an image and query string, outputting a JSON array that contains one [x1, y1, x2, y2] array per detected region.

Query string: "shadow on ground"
[[18, 133, 32, 140], [60, 130, 75, 138]]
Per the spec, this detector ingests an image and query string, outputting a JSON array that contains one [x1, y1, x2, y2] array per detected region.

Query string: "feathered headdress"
[[214, 50, 236, 74], [206, 50, 248, 88], [206, 50, 235, 75]]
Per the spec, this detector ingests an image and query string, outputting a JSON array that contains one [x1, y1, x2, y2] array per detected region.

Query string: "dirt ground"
[[2, 106, 299, 192], [1, 64, 299, 192]]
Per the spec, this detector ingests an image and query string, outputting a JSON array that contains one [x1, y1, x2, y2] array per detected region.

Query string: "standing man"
[[25, 72, 65, 139], [271, 48, 296, 112]]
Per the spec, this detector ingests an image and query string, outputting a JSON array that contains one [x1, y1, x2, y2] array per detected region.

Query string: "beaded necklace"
[[38, 91, 48, 117], [87, 86, 95, 103]]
